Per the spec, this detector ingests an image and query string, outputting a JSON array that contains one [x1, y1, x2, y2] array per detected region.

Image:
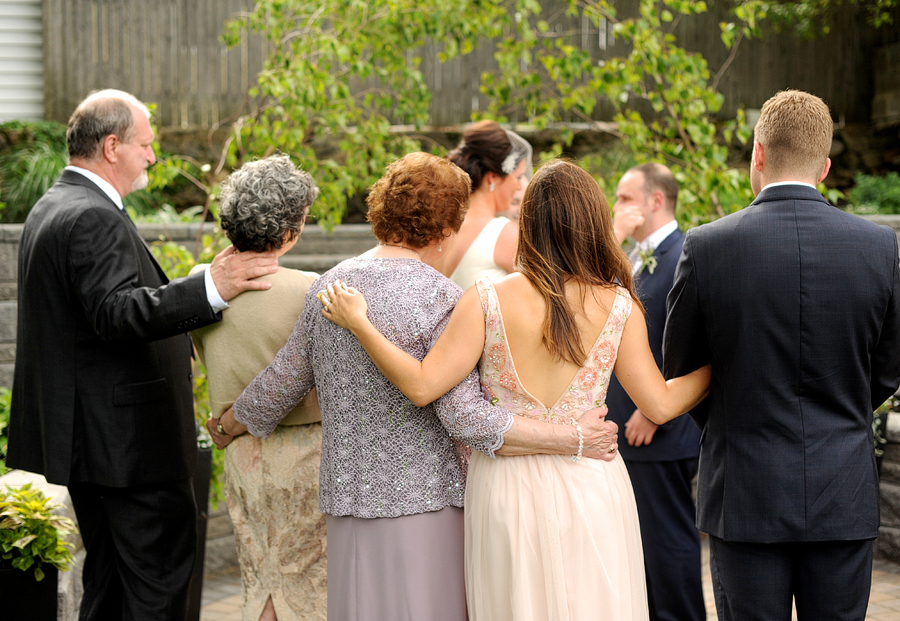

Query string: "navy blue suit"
[[664, 184, 900, 620], [606, 227, 704, 621]]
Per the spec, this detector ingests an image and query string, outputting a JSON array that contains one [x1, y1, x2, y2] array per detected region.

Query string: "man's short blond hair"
[[754, 90, 833, 181]]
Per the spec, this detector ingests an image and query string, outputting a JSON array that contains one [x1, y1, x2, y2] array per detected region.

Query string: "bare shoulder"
[[493, 271, 531, 292]]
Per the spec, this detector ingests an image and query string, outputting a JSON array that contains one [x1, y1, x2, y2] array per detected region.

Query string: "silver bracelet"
[[570, 418, 584, 462]]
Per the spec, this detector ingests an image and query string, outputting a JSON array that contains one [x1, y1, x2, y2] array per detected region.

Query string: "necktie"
[[630, 241, 648, 275]]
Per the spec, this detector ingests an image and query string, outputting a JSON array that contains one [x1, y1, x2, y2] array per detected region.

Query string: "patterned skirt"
[[224, 422, 327, 621]]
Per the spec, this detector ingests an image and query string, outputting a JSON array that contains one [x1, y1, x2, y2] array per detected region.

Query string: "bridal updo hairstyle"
[[516, 160, 643, 365], [447, 120, 532, 191], [366, 152, 471, 249], [218, 154, 318, 253]]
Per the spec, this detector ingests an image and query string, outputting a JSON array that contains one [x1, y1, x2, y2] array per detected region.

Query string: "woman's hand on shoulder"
[[320, 279, 368, 332]]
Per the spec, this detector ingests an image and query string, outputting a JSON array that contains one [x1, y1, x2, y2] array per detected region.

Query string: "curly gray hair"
[[219, 155, 319, 253]]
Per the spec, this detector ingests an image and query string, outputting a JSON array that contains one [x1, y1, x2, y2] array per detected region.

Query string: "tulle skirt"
[[465, 450, 649, 621]]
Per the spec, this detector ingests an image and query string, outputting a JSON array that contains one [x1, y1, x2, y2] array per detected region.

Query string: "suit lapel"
[[635, 227, 682, 285], [654, 228, 683, 258]]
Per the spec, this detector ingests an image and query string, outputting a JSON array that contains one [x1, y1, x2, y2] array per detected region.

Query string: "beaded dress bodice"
[[233, 258, 513, 519], [475, 277, 632, 425]]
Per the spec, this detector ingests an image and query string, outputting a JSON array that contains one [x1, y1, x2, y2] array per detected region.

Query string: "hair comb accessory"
[[502, 129, 534, 177], [501, 153, 518, 175]]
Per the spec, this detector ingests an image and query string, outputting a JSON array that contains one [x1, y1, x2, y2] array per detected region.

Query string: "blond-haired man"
[[664, 90, 900, 620]]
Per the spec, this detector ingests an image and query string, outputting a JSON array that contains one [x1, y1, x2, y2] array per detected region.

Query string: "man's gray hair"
[[67, 89, 151, 161], [219, 154, 319, 253]]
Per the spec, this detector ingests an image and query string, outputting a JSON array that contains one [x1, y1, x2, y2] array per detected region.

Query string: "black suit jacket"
[[8, 170, 221, 487], [663, 184, 900, 543], [606, 227, 700, 462]]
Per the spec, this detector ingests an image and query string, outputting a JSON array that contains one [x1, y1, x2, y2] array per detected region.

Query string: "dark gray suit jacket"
[[664, 184, 900, 543], [8, 170, 220, 487]]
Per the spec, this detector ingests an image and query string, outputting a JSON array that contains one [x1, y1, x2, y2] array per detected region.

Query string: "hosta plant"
[[0, 484, 77, 581]]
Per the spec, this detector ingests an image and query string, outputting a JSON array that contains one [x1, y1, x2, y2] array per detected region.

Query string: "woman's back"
[[492, 273, 623, 409], [467, 274, 648, 620]]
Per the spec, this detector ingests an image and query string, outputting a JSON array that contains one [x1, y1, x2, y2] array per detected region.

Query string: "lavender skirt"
[[326, 506, 467, 621]]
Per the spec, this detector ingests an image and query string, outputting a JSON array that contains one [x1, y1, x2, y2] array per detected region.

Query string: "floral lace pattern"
[[475, 277, 632, 425], [233, 258, 514, 519]]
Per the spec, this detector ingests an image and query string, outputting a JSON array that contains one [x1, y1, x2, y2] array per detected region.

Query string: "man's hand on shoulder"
[[625, 408, 658, 447], [209, 246, 278, 302]]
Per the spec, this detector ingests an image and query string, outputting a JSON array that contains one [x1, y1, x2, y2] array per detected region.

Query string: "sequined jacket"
[[234, 258, 514, 519]]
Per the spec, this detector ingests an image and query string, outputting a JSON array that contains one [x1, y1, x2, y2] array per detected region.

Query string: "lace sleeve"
[[233, 309, 315, 438], [428, 291, 514, 457], [434, 370, 514, 458]]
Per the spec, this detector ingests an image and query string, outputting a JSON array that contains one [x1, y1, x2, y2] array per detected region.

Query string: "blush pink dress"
[[465, 277, 649, 621]]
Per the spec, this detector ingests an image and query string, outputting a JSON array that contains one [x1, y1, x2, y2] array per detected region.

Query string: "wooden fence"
[[40, 0, 900, 129], [42, 0, 263, 129]]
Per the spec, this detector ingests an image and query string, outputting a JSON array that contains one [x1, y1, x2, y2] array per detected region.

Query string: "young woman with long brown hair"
[[322, 159, 710, 620]]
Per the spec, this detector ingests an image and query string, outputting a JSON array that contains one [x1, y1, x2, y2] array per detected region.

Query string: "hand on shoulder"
[[209, 246, 278, 302]]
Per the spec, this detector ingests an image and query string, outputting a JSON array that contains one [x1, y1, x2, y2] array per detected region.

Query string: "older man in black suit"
[[7, 89, 278, 620], [665, 90, 900, 620], [607, 162, 704, 621]]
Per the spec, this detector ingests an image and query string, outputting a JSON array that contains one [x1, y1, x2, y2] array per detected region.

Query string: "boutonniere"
[[638, 248, 657, 274]]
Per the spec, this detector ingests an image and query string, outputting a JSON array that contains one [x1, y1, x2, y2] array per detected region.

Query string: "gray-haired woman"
[[191, 154, 327, 621]]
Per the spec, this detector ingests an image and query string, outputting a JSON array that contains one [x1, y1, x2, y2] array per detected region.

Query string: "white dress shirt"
[[762, 180, 817, 191]]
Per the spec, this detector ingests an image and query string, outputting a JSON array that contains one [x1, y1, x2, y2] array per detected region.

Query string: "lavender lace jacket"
[[233, 258, 514, 519]]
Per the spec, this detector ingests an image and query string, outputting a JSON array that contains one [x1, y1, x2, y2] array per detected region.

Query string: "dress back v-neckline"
[[475, 277, 632, 424]]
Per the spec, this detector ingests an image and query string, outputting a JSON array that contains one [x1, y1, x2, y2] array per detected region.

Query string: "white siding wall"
[[0, 0, 43, 121]]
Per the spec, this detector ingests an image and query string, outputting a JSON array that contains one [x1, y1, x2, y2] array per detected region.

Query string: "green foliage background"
[[846, 172, 900, 214], [1, 0, 897, 506]]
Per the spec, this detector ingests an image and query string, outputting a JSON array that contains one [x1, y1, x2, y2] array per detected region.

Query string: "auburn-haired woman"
[[322, 160, 711, 620], [217, 153, 619, 621]]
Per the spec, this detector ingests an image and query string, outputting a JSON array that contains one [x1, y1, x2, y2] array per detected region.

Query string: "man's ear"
[[752, 141, 765, 171], [818, 157, 831, 185], [102, 134, 119, 163], [651, 190, 665, 213]]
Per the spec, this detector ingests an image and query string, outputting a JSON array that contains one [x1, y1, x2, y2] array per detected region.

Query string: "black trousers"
[[709, 535, 873, 621], [627, 458, 705, 621], [68, 479, 197, 621]]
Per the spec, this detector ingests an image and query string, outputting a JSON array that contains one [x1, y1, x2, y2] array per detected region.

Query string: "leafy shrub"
[[0, 121, 69, 223], [847, 172, 900, 214], [0, 119, 205, 224], [0, 484, 77, 581]]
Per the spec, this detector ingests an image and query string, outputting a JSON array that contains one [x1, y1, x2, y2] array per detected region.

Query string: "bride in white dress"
[[323, 160, 710, 620]]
